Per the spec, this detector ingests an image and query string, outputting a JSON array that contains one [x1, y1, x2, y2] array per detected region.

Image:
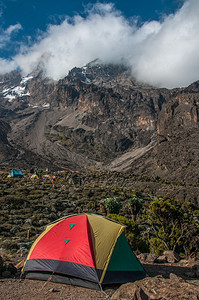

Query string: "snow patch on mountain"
[[1, 75, 32, 102]]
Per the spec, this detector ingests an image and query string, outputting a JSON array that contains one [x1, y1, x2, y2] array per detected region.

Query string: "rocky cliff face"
[[0, 62, 198, 183]]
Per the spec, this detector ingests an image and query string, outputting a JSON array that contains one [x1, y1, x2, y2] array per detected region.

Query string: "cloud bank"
[[1, 0, 199, 88]]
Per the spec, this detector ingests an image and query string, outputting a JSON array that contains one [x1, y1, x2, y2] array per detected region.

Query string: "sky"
[[0, 0, 199, 88]]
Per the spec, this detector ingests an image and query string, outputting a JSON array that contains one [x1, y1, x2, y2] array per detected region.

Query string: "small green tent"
[[10, 170, 23, 178], [22, 213, 146, 290]]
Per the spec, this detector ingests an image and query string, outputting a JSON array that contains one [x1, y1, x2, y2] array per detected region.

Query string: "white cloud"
[[130, 0, 199, 88], [0, 23, 22, 48], [2, 0, 199, 88], [5, 23, 22, 35], [0, 58, 17, 74]]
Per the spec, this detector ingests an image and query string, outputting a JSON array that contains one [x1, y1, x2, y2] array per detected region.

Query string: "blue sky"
[[0, 0, 182, 58], [0, 0, 199, 88]]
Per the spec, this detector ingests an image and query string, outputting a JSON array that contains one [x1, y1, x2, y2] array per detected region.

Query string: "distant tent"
[[31, 174, 39, 180], [22, 213, 146, 290], [42, 175, 50, 179], [10, 170, 23, 178]]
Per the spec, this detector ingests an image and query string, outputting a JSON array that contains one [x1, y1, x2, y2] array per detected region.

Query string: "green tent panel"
[[103, 232, 144, 284], [22, 214, 146, 290]]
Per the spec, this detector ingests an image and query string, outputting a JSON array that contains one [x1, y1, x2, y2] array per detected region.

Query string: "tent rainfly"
[[10, 170, 23, 178], [22, 214, 146, 290]]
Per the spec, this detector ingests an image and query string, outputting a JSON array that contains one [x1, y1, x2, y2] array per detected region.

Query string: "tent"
[[22, 214, 146, 290], [10, 169, 23, 178], [42, 175, 50, 179], [31, 174, 39, 180]]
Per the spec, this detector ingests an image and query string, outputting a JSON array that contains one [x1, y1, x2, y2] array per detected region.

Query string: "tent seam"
[[99, 226, 125, 284]]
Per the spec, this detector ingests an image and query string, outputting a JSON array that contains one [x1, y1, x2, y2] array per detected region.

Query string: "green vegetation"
[[127, 195, 145, 221], [102, 197, 121, 214], [144, 198, 199, 256], [0, 169, 198, 259]]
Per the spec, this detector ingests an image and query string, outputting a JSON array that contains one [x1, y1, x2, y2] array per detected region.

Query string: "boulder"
[[110, 283, 149, 300], [155, 255, 167, 263], [110, 275, 199, 300], [163, 251, 180, 263], [137, 253, 157, 264]]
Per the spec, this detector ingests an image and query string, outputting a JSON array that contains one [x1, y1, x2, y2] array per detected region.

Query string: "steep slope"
[[0, 62, 198, 183], [111, 82, 199, 183]]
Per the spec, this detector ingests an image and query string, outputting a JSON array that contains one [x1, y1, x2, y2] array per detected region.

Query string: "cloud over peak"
[[1, 0, 199, 88]]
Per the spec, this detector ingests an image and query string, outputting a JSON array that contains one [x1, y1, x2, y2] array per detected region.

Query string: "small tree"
[[103, 197, 121, 214], [144, 198, 199, 256], [128, 196, 144, 221]]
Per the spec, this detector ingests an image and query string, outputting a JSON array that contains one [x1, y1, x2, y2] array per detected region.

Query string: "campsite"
[[0, 167, 198, 299]]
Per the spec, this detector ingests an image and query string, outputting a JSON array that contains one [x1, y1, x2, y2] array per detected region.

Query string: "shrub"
[[103, 197, 121, 214], [149, 237, 166, 256]]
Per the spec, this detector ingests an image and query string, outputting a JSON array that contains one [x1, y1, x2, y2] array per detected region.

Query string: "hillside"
[[0, 62, 198, 187], [0, 169, 198, 299]]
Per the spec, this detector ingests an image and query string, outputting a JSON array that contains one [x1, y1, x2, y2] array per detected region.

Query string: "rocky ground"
[[0, 263, 199, 300], [0, 253, 198, 300]]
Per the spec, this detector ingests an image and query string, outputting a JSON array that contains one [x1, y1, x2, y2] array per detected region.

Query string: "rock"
[[178, 259, 189, 266], [110, 283, 149, 300], [169, 273, 185, 282], [137, 253, 147, 262], [163, 251, 180, 263], [135, 287, 150, 300], [111, 274, 199, 300], [155, 255, 167, 263], [2, 270, 11, 278], [137, 253, 157, 264]]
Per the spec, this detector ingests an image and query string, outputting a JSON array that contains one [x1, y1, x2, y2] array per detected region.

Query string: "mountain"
[[0, 61, 198, 184]]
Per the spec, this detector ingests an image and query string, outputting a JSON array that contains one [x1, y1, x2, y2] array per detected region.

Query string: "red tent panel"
[[29, 214, 95, 268]]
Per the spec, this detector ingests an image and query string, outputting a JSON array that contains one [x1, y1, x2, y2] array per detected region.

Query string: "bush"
[[103, 197, 121, 214], [149, 237, 167, 256]]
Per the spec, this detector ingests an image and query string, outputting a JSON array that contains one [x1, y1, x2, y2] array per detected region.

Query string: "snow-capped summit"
[[0, 73, 32, 102]]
